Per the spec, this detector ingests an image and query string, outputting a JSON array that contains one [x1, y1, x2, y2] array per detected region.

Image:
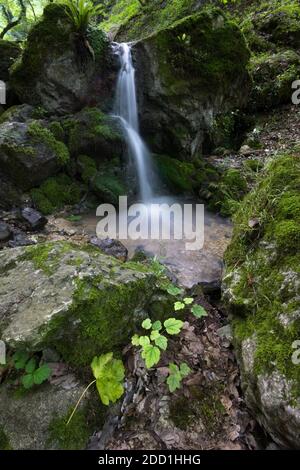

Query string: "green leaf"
[[174, 301, 185, 311], [168, 362, 179, 374], [179, 362, 191, 378], [150, 330, 160, 341], [25, 358, 37, 374], [164, 318, 184, 335], [96, 378, 124, 406], [131, 334, 140, 346], [13, 351, 30, 370], [184, 297, 194, 305], [22, 374, 34, 389], [167, 371, 182, 393], [91, 353, 113, 379], [139, 336, 150, 347], [33, 364, 51, 385], [142, 318, 152, 330], [152, 320, 162, 331], [166, 285, 183, 296], [91, 354, 125, 406], [191, 305, 208, 318], [154, 335, 168, 351], [143, 345, 161, 368]]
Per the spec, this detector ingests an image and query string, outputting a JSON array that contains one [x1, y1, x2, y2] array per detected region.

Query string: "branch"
[[0, 0, 26, 39]]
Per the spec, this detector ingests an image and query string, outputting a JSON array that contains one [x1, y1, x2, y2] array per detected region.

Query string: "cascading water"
[[114, 42, 154, 202]]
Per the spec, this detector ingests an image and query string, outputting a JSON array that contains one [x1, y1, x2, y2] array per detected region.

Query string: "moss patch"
[[31, 174, 82, 215], [47, 409, 90, 450], [28, 121, 69, 165]]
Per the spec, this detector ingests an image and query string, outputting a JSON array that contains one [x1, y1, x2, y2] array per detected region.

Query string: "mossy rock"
[[133, 6, 250, 158], [0, 119, 63, 190], [31, 174, 83, 215], [0, 39, 21, 82], [222, 153, 300, 448], [10, 4, 114, 115], [249, 49, 300, 111], [63, 107, 123, 161], [252, 1, 300, 49], [0, 241, 172, 366]]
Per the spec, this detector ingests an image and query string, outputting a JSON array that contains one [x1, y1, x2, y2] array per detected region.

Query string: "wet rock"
[[8, 231, 36, 248], [133, 7, 250, 158], [90, 237, 128, 262], [0, 221, 12, 242], [20, 207, 48, 231]]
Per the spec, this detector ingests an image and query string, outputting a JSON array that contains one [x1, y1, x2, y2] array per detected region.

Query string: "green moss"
[[77, 154, 97, 183], [66, 108, 121, 156], [273, 220, 300, 251], [49, 121, 65, 142], [154, 154, 197, 193], [31, 174, 82, 215], [47, 409, 90, 450], [150, 7, 250, 97], [0, 427, 12, 450], [170, 385, 225, 433], [224, 153, 300, 394], [28, 121, 69, 165], [91, 169, 127, 205], [249, 50, 300, 111], [22, 241, 78, 275]]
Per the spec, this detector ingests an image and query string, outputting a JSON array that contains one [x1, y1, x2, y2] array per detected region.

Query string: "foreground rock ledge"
[[0, 241, 171, 365]]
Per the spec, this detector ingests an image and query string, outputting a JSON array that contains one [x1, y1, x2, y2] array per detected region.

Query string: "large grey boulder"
[[0, 241, 171, 365], [133, 6, 250, 159]]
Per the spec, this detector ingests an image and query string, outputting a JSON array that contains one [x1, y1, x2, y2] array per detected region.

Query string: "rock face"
[[0, 241, 171, 365], [133, 7, 250, 159], [222, 154, 300, 448], [0, 381, 95, 450], [0, 39, 21, 82], [0, 117, 65, 190], [10, 4, 117, 115]]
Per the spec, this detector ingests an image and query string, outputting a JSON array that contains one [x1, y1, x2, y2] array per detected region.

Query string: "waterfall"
[[114, 43, 154, 202]]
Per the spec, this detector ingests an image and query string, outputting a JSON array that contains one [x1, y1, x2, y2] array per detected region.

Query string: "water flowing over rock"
[[132, 7, 250, 159], [113, 43, 155, 201]]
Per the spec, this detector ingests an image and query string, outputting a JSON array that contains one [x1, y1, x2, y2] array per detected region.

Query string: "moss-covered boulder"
[[222, 153, 300, 448], [0, 241, 172, 366], [249, 50, 300, 111], [133, 6, 250, 158], [64, 107, 123, 161], [0, 111, 69, 190], [0, 39, 21, 82], [252, 1, 300, 49], [10, 4, 116, 115]]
